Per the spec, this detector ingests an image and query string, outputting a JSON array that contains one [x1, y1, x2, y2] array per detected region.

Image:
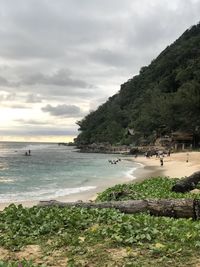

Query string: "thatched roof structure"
[[171, 132, 193, 141]]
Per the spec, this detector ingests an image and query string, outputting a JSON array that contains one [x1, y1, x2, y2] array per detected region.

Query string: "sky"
[[0, 0, 200, 142]]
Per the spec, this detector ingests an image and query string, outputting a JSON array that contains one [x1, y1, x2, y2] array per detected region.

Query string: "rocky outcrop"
[[77, 143, 130, 154]]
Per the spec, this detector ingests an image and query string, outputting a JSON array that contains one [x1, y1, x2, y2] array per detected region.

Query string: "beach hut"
[[171, 131, 194, 150]]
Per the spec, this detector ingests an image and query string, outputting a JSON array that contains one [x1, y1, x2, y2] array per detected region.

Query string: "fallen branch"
[[38, 198, 200, 219], [172, 171, 200, 193]]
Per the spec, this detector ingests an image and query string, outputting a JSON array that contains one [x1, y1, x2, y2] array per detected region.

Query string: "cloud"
[[41, 104, 84, 117], [26, 94, 43, 103], [22, 69, 90, 88], [0, 92, 16, 101], [0, 76, 10, 86], [90, 49, 131, 68], [9, 104, 30, 109], [14, 119, 47, 125], [0, 0, 200, 139]]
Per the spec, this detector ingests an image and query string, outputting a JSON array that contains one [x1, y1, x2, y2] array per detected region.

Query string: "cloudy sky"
[[0, 0, 200, 142]]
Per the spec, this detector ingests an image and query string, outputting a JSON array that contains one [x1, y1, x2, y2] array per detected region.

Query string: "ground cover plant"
[[0, 177, 200, 266], [95, 176, 199, 201], [0, 260, 43, 267]]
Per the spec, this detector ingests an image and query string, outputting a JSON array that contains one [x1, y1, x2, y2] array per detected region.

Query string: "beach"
[[0, 151, 200, 211], [135, 151, 200, 179]]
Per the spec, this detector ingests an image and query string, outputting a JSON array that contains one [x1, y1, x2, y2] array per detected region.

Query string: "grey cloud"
[[37, 86, 96, 98], [0, 93, 16, 101], [10, 104, 30, 109], [126, 0, 200, 50], [91, 49, 131, 68], [0, 76, 19, 88], [0, 0, 199, 64], [5, 93, 17, 101], [0, 75, 20, 88], [22, 69, 90, 88], [26, 94, 43, 103], [41, 104, 83, 117], [0, 0, 200, 138], [0, 0, 129, 60], [15, 119, 48, 125], [0, 76, 10, 86]]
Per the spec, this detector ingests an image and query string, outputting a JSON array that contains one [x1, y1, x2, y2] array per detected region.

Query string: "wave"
[[0, 178, 14, 183], [124, 162, 145, 180], [0, 186, 96, 203], [124, 167, 137, 179], [135, 162, 145, 168]]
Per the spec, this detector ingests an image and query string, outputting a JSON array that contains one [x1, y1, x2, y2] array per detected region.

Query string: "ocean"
[[0, 142, 141, 203]]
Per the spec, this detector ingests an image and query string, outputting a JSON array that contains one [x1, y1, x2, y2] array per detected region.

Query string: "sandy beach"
[[135, 151, 200, 179], [0, 151, 200, 211]]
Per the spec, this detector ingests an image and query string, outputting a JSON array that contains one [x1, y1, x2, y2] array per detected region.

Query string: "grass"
[[0, 177, 200, 266]]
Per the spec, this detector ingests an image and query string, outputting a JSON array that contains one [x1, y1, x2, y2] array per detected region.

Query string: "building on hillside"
[[171, 131, 194, 150]]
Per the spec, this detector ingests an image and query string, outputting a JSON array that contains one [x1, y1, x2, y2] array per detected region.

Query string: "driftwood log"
[[38, 198, 200, 220], [172, 171, 200, 193]]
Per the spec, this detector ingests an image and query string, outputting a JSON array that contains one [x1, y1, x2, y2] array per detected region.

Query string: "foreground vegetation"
[[1, 177, 200, 266]]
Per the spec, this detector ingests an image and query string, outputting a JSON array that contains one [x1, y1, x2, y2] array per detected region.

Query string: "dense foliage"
[[1, 177, 200, 266], [76, 23, 200, 146], [96, 176, 199, 201]]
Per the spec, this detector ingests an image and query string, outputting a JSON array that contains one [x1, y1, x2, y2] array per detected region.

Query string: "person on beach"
[[28, 150, 31, 155], [160, 155, 164, 166], [186, 153, 189, 162]]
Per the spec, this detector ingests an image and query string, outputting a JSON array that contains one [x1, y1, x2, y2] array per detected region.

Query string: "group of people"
[[108, 158, 121, 165], [145, 149, 171, 167], [145, 150, 170, 159], [25, 150, 31, 156]]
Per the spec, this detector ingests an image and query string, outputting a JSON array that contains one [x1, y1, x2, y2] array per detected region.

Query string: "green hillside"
[[75, 23, 200, 146]]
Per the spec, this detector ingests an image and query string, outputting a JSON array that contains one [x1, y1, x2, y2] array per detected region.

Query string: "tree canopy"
[[75, 23, 200, 146]]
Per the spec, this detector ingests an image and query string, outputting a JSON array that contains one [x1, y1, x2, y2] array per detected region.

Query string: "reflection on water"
[[0, 163, 9, 170]]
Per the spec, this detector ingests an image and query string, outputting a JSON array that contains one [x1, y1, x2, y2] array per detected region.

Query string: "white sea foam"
[[125, 167, 137, 179], [0, 186, 96, 203], [136, 162, 145, 168], [0, 178, 14, 183], [124, 162, 145, 180]]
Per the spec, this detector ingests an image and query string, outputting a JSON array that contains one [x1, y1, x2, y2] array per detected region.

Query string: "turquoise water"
[[0, 142, 139, 203]]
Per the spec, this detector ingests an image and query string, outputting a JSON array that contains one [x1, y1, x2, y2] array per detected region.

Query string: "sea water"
[[0, 142, 140, 203]]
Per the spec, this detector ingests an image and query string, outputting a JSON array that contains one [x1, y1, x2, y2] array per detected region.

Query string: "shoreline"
[[0, 160, 161, 211], [0, 151, 200, 211]]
